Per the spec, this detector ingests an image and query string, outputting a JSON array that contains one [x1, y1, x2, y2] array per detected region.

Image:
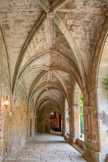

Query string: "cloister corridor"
[[5, 133, 86, 162], [0, 0, 108, 162]]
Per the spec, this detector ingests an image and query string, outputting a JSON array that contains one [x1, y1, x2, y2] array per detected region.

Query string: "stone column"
[[68, 105, 74, 145], [61, 113, 65, 136], [83, 104, 103, 162], [30, 113, 36, 136], [35, 116, 37, 133], [65, 109, 69, 135], [73, 104, 80, 142]]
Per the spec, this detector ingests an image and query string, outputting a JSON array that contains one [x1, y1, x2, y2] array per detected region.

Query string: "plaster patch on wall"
[[99, 111, 108, 126]]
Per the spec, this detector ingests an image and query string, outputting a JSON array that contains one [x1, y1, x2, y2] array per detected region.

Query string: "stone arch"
[[25, 66, 83, 100], [28, 81, 67, 115], [30, 81, 68, 101], [83, 18, 108, 161], [16, 51, 82, 90], [36, 97, 61, 114], [53, 14, 87, 89], [97, 32, 108, 153], [34, 90, 62, 112]]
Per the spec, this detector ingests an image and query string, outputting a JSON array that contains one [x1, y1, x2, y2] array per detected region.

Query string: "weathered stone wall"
[[0, 28, 10, 159], [0, 32, 32, 158], [3, 76, 34, 158], [0, 1, 108, 162], [6, 100, 30, 157], [3, 82, 32, 159]]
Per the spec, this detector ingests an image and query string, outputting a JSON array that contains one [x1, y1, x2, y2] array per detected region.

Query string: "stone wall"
[[0, 30, 32, 158], [6, 100, 30, 157], [0, 28, 10, 159], [0, 1, 108, 162]]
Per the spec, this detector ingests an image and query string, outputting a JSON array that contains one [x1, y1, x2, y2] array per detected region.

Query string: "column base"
[[68, 137, 73, 145], [64, 134, 73, 145], [66, 135, 74, 145], [83, 144, 107, 162]]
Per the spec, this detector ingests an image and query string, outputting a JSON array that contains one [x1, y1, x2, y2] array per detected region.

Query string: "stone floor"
[[5, 133, 86, 162]]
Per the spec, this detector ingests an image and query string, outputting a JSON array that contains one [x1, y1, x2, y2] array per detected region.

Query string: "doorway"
[[50, 112, 61, 132]]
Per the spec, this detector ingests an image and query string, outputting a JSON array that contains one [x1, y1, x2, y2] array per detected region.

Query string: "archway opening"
[[80, 92, 84, 139], [50, 112, 61, 132], [97, 34, 108, 152], [73, 83, 85, 142]]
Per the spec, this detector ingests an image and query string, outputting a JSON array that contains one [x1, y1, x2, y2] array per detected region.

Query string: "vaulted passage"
[[0, 0, 108, 162], [7, 133, 86, 162]]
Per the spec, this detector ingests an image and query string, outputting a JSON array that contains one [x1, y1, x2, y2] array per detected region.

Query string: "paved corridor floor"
[[6, 133, 86, 162]]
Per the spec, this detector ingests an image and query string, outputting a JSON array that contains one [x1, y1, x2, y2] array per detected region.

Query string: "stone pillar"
[[82, 105, 105, 162], [65, 109, 69, 135], [61, 100, 66, 136], [35, 116, 37, 133], [97, 85, 108, 153], [73, 104, 80, 142], [68, 105, 74, 145], [71, 83, 81, 143], [61, 114, 65, 136], [30, 113, 36, 136]]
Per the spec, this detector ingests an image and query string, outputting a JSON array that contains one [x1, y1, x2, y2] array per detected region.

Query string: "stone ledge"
[[75, 138, 84, 149], [83, 144, 107, 162]]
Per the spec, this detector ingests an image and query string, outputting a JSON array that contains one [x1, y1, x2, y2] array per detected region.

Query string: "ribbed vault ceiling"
[[0, 0, 108, 114]]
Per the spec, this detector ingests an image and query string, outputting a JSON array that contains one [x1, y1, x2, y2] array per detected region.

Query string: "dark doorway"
[[50, 112, 61, 132]]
